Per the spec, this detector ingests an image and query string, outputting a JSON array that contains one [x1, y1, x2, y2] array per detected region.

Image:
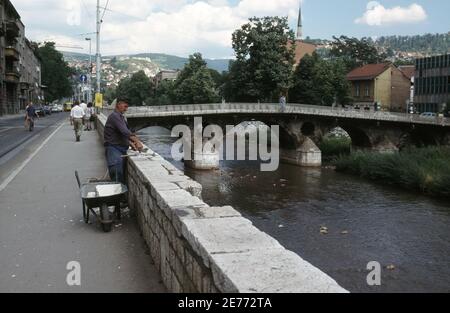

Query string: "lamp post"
[[85, 37, 92, 103]]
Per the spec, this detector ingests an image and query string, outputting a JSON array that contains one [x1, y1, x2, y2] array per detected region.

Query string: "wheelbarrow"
[[75, 171, 128, 232]]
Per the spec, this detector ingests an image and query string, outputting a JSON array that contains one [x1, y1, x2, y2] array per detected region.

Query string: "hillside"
[[62, 51, 230, 73], [305, 32, 450, 58]]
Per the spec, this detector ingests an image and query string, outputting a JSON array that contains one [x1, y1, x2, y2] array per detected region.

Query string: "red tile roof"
[[346, 63, 391, 81], [398, 65, 415, 79], [287, 40, 316, 65]]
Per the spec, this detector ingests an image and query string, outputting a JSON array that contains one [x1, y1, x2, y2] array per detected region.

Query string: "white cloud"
[[13, 0, 303, 58], [355, 1, 427, 26]]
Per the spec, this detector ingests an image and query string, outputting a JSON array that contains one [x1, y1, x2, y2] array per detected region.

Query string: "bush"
[[333, 147, 450, 198], [320, 137, 352, 161]]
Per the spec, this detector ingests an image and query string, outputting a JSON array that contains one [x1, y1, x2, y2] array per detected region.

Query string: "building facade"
[[414, 54, 450, 113], [153, 69, 180, 88], [347, 63, 412, 112], [0, 0, 42, 116]]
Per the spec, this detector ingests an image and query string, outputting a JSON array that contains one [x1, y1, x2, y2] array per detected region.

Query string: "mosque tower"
[[296, 1, 303, 40]]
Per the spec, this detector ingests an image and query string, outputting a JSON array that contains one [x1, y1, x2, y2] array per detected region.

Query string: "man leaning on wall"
[[103, 97, 144, 184]]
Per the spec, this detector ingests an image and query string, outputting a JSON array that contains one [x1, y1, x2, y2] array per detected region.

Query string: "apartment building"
[[414, 54, 450, 113], [0, 0, 42, 116]]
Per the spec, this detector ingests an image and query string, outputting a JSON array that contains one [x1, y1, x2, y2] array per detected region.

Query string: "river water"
[[138, 127, 450, 293]]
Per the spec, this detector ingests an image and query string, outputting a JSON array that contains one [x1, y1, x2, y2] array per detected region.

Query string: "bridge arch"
[[301, 122, 316, 137], [337, 125, 373, 149]]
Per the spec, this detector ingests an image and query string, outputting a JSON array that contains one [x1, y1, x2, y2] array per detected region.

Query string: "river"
[[138, 127, 450, 293]]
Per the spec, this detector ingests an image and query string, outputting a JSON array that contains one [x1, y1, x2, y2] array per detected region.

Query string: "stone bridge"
[[106, 103, 450, 167]]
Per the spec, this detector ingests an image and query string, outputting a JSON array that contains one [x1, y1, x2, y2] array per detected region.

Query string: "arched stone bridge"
[[106, 103, 450, 167]]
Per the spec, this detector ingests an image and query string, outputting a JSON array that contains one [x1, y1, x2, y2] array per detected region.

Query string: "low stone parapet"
[[127, 148, 347, 293]]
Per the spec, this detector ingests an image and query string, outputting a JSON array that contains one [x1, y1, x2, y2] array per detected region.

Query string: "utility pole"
[[86, 38, 92, 103], [96, 0, 101, 95]]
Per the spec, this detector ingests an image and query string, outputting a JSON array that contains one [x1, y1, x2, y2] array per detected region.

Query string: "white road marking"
[[0, 122, 66, 193], [0, 127, 13, 134]]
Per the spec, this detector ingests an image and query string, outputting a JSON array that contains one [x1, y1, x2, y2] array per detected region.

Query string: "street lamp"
[[85, 38, 92, 103]]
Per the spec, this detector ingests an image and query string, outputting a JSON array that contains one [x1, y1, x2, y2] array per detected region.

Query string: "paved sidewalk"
[[0, 112, 25, 121], [0, 121, 165, 293]]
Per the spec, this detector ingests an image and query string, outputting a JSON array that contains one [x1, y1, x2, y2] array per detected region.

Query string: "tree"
[[115, 70, 154, 106], [104, 87, 117, 103], [37, 42, 74, 102], [330, 36, 387, 70], [153, 80, 176, 106], [290, 53, 351, 106], [173, 53, 220, 104], [229, 16, 296, 102], [222, 60, 254, 102], [207, 68, 226, 96], [290, 53, 319, 104]]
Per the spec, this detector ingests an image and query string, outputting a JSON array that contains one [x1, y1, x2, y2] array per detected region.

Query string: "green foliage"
[[116, 70, 154, 106], [330, 36, 387, 70], [104, 87, 117, 103], [333, 147, 450, 198], [222, 60, 254, 102], [225, 16, 296, 102], [151, 53, 220, 105], [320, 137, 352, 160], [375, 33, 450, 55], [153, 80, 176, 106], [37, 42, 74, 102], [290, 54, 352, 106], [394, 59, 415, 67], [173, 53, 220, 104]]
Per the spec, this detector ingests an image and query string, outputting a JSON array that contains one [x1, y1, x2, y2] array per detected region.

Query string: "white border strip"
[[0, 122, 65, 192]]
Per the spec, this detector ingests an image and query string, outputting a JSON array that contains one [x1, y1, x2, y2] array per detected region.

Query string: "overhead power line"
[[101, 0, 110, 21], [98, 6, 146, 21]]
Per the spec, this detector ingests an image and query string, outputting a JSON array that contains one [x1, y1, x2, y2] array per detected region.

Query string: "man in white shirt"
[[70, 101, 85, 142], [80, 100, 88, 113], [80, 100, 88, 130]]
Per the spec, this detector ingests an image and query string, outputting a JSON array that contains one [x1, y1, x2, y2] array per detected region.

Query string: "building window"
[[365, 84, 370, 97], [355, 84, 360, 97]]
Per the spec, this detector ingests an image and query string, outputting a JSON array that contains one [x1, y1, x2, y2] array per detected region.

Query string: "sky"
[[12, 0, 450, 59]]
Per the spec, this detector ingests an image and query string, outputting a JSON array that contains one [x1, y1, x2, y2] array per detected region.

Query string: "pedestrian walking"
[[70, 101, 85, 142], [279, 94, 287, 112], [80, 100, 88, 129], [25, 102, 39, 132], [84, 102, 95, 131]]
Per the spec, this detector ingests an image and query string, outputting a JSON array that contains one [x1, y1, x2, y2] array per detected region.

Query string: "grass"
[[333, 147, 450, 198], [320, 137, 352, 161]]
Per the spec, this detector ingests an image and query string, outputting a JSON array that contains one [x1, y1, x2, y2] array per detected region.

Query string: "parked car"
[[51, 104, 62, 113], [419, 112, 437, 118]]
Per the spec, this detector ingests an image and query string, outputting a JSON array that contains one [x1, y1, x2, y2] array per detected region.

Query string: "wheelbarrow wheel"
[[83, 202, 89, 224], [100, 203, 113, 233], [102, 222, 112, 233]]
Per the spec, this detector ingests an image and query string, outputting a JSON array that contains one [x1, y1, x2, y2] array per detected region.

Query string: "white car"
[[51, 104, 64, 113], [419, 112, 437, 118]]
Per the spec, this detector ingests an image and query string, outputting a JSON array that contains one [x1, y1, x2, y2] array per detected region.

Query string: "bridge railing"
[[102, 103, 449, 127]]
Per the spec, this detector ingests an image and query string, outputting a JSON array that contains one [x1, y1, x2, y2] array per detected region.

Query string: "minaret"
[[296, 1, 303, 40]]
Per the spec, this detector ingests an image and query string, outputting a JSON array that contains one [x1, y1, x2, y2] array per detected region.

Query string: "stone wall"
[[97, 113, 348, 293]]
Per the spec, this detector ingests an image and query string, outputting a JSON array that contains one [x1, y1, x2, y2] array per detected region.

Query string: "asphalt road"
[[0, 113, 69, 184], [0, 117, 165, 293]]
